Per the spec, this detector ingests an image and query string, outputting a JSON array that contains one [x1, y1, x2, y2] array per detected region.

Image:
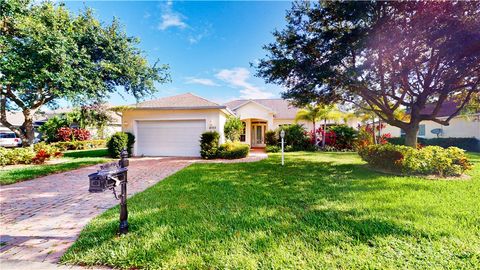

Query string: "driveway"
[[0, 157, 196, 265]]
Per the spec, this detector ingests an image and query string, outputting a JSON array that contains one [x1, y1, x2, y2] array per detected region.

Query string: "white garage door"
[[136, 120, 206, 157]]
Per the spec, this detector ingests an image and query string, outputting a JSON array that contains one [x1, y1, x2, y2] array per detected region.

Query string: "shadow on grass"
[[62, 152, 460, 268]]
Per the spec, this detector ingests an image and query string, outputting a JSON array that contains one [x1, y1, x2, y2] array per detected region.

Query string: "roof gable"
[[225, 99, 300, 119], [231, 100, 275, 113]]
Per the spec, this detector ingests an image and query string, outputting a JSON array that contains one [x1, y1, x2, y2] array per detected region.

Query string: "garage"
[[136, 120, 206, 157]]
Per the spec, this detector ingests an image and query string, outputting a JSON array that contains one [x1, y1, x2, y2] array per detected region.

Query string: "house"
[[121, 93, 315, 157], [1, 108, 122, 140], [380, 100, 480, 139]]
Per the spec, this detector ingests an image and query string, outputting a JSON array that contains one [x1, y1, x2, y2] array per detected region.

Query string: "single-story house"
[[1, 108, 121, 140], [379, 100, 480, 139], [122, 93, 317, 157], [122, 93, 479, 157]]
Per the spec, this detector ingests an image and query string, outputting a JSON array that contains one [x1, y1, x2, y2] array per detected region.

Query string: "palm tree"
[[295, 104, 343, 147]]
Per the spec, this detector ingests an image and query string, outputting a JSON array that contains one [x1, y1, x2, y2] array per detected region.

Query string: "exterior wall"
[[218, 111, 227, 144], [381, 115, 480, 139], [122, 109, 225, 155], [235, 102, 275, 130]]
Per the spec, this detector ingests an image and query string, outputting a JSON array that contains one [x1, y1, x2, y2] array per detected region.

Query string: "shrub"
[[388, 137, 480, 152], [277, 124, 313, 151], [34, 142, 62, 158], [359, 144, 472, 177], [200, 131, 219, 159], [39, 116, 69, 142], [329, 125, 357, 150], [224, 116, 244, 142], [32, 149, 51, 164], [126, 132, 135, 155], [51, 140, 106, 151], [56, 127, 91, 142], [266, 145, 280, 153], [107, 132, 128, 158], [218, 142, 250, 159], [0, 147, 36, 165], [265, 130, 278, 146]]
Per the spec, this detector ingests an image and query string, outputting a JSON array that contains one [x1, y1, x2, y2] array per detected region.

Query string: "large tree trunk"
[[22, 110, 36, 146], [404, 126, 419, 148]]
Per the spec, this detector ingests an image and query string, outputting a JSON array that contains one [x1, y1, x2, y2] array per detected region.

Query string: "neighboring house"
[[0, 108, 121, 140], [122, 93, 319, 157], [380, 100, 480, 139]]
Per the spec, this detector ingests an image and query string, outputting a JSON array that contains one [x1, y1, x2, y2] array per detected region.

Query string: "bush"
[[265, 130, 278, 146], [107, 132, 129, 158], [56, 127, 91, 142], [266, 145, 280, 153], [218, 142, 250, 159], [126, 132, 135, 155], [277, 124, 313, 151], [34, 142, 62, 158], [200, 131, 219, 159], [387, 137, 480, 152], [224, 116, 244, 142], [51, 140, 106, 151], [359, 144, 472, 177], [0, 147, 36, 166], [329, 125, 357, 150], [39, 116, 69, 142]]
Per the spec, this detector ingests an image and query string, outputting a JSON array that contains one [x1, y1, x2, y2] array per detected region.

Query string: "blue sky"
[[64, 0, 293, 105]]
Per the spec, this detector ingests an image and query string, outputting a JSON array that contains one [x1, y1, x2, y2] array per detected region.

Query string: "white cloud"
[[158, 13, 187, 30], [158, 2, 187, 30], [184, 77, 219, 87], [215, 67, 274, 99]]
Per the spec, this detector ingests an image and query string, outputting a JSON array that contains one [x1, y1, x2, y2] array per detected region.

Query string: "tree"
[[256, 1, 480, 147], [224, 116, 244, 142], [67, 104, 113, 138], [0, 0, 169, 146]]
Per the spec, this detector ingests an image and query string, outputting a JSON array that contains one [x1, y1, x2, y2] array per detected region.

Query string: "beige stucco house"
[[121, 93, 314, 157]]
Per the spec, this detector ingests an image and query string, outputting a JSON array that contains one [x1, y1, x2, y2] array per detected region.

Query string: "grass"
[[62, 152, 480, 269], [0, 148, 111, 185]]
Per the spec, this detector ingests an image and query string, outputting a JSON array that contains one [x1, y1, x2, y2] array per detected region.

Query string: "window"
[[418, 124, 426, 137], [240, 122, 246, 142], [0, 133, 15, 138], [401, 124, 426, 137]]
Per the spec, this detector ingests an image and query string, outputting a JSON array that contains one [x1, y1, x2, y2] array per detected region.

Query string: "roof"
[[420, 99, 479, 118], [134, 93, 226, 110], [225, 99, 300, 119]]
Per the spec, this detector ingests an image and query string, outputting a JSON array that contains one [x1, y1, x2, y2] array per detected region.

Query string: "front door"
[[251, 124, 266, 147]]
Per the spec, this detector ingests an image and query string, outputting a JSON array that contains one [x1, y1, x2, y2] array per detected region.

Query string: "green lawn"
[[0, 148, 111, 185], [62, 152, 480, 269]]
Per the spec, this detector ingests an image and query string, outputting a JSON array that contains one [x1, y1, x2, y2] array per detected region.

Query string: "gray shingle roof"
[[225, 99, 300, 119], [134, 93, 225, 109]]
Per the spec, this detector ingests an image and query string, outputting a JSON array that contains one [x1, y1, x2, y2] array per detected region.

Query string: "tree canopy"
[[256, 1, 480, 147], [0, 0, 170, 145]]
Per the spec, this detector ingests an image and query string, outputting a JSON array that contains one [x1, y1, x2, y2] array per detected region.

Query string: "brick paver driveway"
[[0, 157, 195, 264]]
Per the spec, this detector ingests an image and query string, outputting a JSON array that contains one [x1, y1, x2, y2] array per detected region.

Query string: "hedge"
[[218, 142, 250, 159], [51, 140, 106, 151], [107, 132, 135, 158], [387, 137, 480, 152], [200, 131, 220, 159], [358, 144, 472, 177]]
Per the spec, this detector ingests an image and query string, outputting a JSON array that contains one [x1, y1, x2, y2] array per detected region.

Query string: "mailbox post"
[[88, 149, 129, 235], [280, 129, 285, 166]]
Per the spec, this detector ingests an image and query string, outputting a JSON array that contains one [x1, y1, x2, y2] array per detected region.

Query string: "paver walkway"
[[0, 157, 195, 265]]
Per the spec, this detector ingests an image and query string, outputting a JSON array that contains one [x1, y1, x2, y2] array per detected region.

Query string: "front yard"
[[0, 148, 111, 185], [62, 152, 480, 269]]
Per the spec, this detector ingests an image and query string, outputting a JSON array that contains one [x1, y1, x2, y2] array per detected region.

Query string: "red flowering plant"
[[57, 127, 74, 141], [73, 128, 90, 141], [32, 149, 51, 164]]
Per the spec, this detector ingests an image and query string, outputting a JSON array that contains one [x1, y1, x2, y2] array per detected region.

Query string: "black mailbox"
[[88, 165, 127, 193], [88, 149, 130, 234]]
